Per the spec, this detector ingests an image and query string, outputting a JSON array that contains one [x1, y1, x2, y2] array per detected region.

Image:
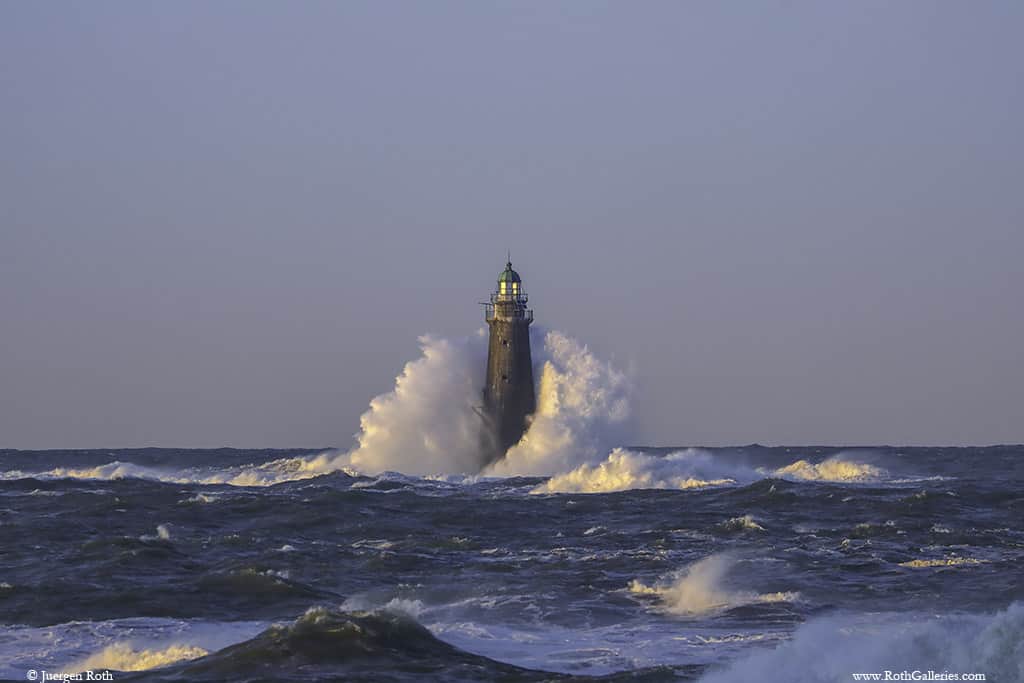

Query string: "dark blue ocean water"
[[1, 446, 1022, 681]]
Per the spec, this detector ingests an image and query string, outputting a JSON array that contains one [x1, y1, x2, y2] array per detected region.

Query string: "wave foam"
[[0, 449, 894, 493], [533, 449, 891, 494], [139, 524, 171, 542], [342, 334, 489, 476], [340, 595, 427, 619], [629, 554, 798, 616], [717, 515, 765, 533], [771, 455, 885, 482], [700, 602, 1024, 682], [534, 448, 742, 494], [26, 461, 187, 484], [7, 454, 352, 488], [70, 643, 208, 673], [899, 557, 986, 568], [487, 330, 631, 477]]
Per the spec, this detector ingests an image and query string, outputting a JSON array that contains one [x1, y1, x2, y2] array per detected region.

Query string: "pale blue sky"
[[2, 2, 1022, 448]]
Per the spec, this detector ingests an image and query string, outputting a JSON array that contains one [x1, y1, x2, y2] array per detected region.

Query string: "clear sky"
[[2, 2, 1022, 449]]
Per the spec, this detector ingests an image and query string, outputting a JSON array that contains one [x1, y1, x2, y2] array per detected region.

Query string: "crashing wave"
[[343, 334, 489, 476], [534, 448, 890, 494], [629, 554, 798, 616], [770, 455, 885, 482], [533, 448, 742, 494], [486, 330, 632, 477]]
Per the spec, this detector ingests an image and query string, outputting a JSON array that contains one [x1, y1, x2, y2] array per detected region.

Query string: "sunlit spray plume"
[[343, 333, 490, 476], [486, 329, 632, 477], [628, 553, 798, 616], [220, 327, 629, 478], [343, 327, 631, 476]]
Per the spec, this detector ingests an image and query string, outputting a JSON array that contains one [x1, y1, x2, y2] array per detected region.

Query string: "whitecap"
[[534, 448, 746, 494], [717, 515, 765, 533], [770, 454, 885, 482], [898, 557, 986, 568], [628, 554, 798, 616]]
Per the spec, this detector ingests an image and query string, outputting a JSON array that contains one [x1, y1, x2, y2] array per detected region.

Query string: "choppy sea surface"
[[1, 445, 1022, 681]]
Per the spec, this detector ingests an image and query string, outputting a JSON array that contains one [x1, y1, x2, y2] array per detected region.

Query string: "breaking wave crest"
[[135, 606, 539, 681], [534, 448, 743, 494], [70, 643, 208, 673], [699, 602, 1024, 682], [629, 554, 798, 616], [772, 455, 884, 482], [536, 449, 888, 494], [716, 515, 765, 533], [0, 454, 355, 488]]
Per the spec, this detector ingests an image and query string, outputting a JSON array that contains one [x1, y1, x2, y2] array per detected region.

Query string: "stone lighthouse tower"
[[481, 259, 536, 466]]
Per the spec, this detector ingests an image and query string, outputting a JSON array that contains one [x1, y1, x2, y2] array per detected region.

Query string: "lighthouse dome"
[[498, 262, 521, 284]]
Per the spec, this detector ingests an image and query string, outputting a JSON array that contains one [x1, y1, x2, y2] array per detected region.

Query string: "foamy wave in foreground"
[[699, 601, 1024, 682], [0, 618, 267, 680], [629, 554, 798, 616], [69, 643, 208, 673]]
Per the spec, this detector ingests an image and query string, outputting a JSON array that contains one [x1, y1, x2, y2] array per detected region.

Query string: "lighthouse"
[[481, 260, 536, 467]]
